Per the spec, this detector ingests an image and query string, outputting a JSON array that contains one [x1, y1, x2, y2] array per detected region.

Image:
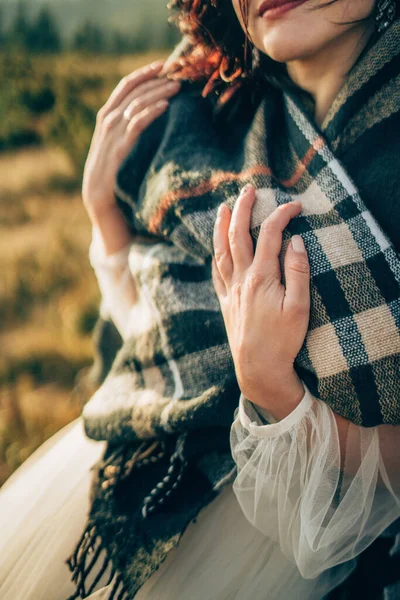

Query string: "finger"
[[91, 64, 165, 147], [253, 202, 302, 278], [213, 203, 234, 284], [97, 108, 126, 142], [123, 79, 181, 120], [283, 235, 310, 314], [119, 76, 175, 114], [228, 184, 256, 272], [124, 100, 170, 145], [211, 256, 227, 298], [99, 60, 165, 118], [109, 79, 177, 139], [92, 77, 171, 148]]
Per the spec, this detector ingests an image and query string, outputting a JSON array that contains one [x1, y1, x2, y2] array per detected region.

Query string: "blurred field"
[[0, 49, 169, 486]]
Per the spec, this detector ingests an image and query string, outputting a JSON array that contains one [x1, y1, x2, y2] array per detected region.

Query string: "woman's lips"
[[258, 0, 308, 20]]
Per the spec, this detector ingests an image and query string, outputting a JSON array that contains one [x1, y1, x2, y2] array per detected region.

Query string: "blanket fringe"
[[66, 441, 167, 599], [66, 521, 122, 599], [109, 572, 131, 600]]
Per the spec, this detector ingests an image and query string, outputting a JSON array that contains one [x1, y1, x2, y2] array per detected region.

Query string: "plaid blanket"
[[67, 22, 400, 600]]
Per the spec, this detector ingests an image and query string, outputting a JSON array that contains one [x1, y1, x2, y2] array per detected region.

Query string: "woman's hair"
[[166, 0, 400, 111]]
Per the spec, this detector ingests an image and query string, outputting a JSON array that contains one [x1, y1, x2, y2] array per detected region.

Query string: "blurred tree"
[[0, 7, 5, 49], [132, 22, 150, 53], [109, 30, 139, 54], [20, 77, 56, 116], [10, 1, 31, 51], [28, 6, 61, 53], [48, 78, 96, 177], [0, 52, 42, 151], [110, 31, 128, 54], [72, 20, 107, 53]]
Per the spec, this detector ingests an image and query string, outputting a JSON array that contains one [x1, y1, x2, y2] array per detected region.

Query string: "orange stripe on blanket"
[[149, 137, 325, 234], [148, 165, 272, 234], [281, 136, 325, 188]]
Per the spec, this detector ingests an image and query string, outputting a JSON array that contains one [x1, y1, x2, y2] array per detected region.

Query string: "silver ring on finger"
[[123, 109, 132, 122]]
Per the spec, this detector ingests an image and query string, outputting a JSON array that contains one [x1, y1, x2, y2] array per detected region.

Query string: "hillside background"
[[0, 0, 179, 485], [1, 0, 177, 49]]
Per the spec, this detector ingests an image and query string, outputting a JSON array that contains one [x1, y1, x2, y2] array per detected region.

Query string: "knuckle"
[[260, 219, 278, 235], [228, 227, 241, 246], [128, 118, 141, 135], [96, 106, 106, 122], [122, 70, 142, 87], [214, 248, 229, 265], [103, 111, 119, 130], [120, 74, 131, 87], [134, 65, 152, 81], [131, 107, 148, 124], [288, 260, 310, 275], [289, 301, 309, 319], [134, 105, 150, 120], [231, 280, 242, 295], [246, 271, 265, 290], [142, 63, 154, 73], [129, 98, 142, 114]]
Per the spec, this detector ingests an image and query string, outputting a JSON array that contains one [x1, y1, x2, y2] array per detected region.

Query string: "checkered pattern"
[[69, 23, 400, 600], [283, 127, 400, 425], [87, 33, 400, 431]]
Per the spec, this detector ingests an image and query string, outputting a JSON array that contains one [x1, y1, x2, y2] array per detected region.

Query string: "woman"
[[0, 1, 399, 599]]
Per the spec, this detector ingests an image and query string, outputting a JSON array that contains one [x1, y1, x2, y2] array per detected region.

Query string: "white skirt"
[[0, 417, 350, 600]]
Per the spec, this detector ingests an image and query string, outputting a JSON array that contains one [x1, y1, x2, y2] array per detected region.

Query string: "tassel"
[[108, 573, 128, 600], [66, 440, 166, 599], [66, 527, 131, 600], [85, 552, 112, 596], [66, 524, 103, 599]]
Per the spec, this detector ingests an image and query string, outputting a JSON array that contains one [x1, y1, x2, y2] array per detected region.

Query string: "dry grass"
[[0, 147, 75, 197], [38, 50, 166, 78], [0, 147, 100, 486], [0, 49, 172, 487]]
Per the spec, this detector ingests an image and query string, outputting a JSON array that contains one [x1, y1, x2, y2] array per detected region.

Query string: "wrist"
[[245, 370, 305, 422], [85, 202, 119, 225], [88, 205, 134, 257]]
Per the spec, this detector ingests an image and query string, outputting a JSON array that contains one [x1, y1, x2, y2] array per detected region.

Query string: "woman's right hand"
[[82, 59, 181, 219]]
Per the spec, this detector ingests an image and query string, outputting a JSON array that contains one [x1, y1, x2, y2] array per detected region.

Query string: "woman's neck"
[[285, 23, 375, 128]]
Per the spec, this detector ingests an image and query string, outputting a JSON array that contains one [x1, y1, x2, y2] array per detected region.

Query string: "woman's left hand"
[[212, 183, 311, 421]]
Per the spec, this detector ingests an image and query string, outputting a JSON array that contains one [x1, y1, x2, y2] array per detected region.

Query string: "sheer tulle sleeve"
[[88, 224, 136, 338], [230, 385, 400, 580]]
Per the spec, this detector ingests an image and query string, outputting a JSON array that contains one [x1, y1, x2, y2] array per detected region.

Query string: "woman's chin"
[[258, 40, 308, 65], [253, 23, 303, 60], [252, 8, 347, 64], [257, 29, 324, 65]]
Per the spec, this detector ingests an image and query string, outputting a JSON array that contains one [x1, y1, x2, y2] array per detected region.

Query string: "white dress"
[[0, 226, 399, 600]]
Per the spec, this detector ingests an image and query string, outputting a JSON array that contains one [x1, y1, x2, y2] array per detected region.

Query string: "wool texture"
[[66, 22, 400, 600]]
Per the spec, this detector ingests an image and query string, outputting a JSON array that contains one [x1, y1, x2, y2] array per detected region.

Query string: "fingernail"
[[291, 235, 305, 253], [155, 99, 169, 109], [150, 60, 164, 69], [217, 203, 225, 215], [240, 183, 253, 196]]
